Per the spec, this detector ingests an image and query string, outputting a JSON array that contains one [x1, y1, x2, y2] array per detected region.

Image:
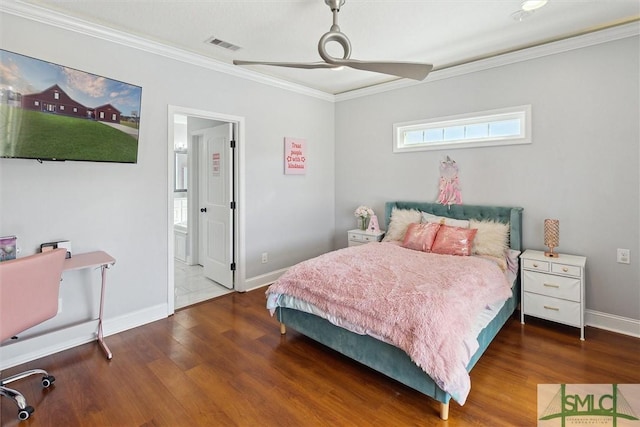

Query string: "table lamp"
[[544, 219, 559, 258]]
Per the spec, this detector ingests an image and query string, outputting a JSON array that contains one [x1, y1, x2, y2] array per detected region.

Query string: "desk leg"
[[98, 264, 113, 360]]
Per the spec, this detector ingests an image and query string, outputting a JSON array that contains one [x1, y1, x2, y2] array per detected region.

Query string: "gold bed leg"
[[280, 323, 286, 335], [440, 402, 449, 420]]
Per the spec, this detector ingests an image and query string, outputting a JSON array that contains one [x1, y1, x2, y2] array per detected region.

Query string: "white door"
[[198, 123, 234, 289]]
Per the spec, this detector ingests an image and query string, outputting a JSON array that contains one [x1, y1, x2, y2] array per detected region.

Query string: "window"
[[54, 92, 59, 100], [393, 105, 531, 153]]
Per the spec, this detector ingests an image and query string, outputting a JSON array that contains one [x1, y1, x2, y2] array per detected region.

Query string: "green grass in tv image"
[[0, 105, 138, 163]]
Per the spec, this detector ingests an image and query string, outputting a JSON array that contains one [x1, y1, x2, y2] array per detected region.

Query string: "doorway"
[[167, 106, 244, 315]]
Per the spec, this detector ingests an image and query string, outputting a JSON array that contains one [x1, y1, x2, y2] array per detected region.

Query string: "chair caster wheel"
[[18, 406, 34, 420], [42, 375, 56, 388]]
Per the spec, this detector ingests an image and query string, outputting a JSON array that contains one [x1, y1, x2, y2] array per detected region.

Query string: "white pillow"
[[421, 212, 470, 228], [382, 208, 422, 242], [470, 219, 510, 258]]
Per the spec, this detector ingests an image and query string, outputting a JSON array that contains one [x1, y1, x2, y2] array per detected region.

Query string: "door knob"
[[200, 207, 207, 213]]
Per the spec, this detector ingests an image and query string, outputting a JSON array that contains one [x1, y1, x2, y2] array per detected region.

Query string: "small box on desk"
[[41, 240, 72, 258], [0, 235, 17, 261]]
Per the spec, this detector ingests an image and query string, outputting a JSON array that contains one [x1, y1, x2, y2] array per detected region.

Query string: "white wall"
[[334, 36, 640, 325], [0, 10, 335, 366]]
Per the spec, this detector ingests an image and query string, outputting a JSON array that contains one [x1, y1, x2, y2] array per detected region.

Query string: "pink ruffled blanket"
[[266, 242, 512, 404]]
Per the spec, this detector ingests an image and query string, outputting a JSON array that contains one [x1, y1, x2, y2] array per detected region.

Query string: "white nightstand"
[[520, 249, 587, 340], [347, 229, 385, 247]]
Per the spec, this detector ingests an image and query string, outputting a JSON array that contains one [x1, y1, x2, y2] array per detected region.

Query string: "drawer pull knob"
[[543, 283, 559, 288], [533, 263, 539, 267], [562, 267, 569, 272], [544, 305, 560, 311]]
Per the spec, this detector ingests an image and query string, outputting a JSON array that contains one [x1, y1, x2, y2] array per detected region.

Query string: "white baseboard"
[[102, 303, 167, 337], [0, 321, 99, 371], [241, 267, 288, 292], [585, 309, 640, 338], [0, 303, 167, 370]]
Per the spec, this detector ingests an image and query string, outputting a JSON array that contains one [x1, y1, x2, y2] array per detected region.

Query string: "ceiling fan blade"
[[233, 60, 338, 70], [330, 58, 433, 80]]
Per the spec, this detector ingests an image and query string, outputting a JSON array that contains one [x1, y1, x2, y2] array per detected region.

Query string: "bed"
[[267, 201, 523, 420]]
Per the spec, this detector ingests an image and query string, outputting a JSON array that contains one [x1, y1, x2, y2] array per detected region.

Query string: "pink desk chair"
[[0, 248, 66, 421]]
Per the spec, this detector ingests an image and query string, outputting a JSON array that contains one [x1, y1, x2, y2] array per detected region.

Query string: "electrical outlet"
[[261, 252, 268, 264], [617, 248, 630, 264]]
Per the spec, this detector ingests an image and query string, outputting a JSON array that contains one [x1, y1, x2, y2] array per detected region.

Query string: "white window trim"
[[393, 105, 532, 153]]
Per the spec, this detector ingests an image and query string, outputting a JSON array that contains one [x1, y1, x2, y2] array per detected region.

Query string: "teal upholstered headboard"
[[384, 202, 524, 251]]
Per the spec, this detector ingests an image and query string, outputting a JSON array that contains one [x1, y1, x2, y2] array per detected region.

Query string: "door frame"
[[167, 105, 245, 315]]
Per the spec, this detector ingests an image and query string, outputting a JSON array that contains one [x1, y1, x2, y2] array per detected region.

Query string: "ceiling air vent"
[[205, 37, 241, 51]]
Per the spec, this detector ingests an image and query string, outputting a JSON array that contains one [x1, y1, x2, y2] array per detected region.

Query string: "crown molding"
[[0, 0, 335, 102], [335, 20, 640, 102], [2, 1, 637, 104]]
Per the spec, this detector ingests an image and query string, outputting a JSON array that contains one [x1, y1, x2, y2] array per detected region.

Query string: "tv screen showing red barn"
[[0, 49, 142, 163]]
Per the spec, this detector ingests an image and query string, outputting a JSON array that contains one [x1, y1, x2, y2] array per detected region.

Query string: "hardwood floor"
[[1, 288, 639, 426]]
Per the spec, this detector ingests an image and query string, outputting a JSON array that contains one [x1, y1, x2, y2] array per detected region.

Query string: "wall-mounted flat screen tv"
[[0, 49, 142, 163]]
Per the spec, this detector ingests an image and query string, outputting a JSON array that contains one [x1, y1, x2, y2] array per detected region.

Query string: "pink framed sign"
[[284, 137, 306, 175]]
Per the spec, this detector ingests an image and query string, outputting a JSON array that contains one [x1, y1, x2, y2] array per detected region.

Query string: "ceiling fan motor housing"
[[318, 30, 352, 62], [320, 0, 350, 63], [325, 0, 345, 11]]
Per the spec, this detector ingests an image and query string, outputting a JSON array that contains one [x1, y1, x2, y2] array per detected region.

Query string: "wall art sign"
[[284, 137, 306, 175], [212, 152, 220, 176]]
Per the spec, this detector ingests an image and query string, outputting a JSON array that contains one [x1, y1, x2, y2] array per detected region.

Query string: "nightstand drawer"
[[360, 234, 378, 243], [523, 292, 581, 327], [348, 232, 363, 242], [523, 270, 581, 302], [551, 263, 581, 277], [347, 229, 385, 247], [522, 258, 549, 272]]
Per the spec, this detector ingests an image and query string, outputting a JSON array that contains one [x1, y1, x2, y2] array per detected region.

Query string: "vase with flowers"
[[354, 205, 374, 230]]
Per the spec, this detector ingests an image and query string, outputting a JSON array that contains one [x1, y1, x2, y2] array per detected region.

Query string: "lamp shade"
[[544, 219, 559, 257]]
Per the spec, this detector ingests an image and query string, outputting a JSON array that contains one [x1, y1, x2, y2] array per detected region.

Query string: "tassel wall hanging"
[[437, 156, 462, 206]]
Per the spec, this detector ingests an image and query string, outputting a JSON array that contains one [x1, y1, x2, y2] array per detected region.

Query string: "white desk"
[[63, 251, 115, 359]]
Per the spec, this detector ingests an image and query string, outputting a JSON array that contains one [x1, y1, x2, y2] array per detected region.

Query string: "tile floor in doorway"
[[175, 260, 232, 309]]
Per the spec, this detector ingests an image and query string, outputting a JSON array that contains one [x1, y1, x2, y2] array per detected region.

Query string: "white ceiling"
[[12, 0, 640, 95]]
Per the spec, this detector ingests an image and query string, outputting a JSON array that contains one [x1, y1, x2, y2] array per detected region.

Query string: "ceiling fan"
[[233, 0, 433, 81]]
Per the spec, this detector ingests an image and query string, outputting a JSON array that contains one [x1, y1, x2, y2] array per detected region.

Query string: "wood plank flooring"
[[1, 287, 639, 426]]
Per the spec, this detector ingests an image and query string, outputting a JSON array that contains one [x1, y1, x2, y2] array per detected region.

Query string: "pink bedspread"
[[266, 242, 512, 404]]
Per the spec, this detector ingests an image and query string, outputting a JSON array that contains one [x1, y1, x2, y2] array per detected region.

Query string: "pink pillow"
[[402, 222, 441, 252], [432, 225, 478, 256]]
